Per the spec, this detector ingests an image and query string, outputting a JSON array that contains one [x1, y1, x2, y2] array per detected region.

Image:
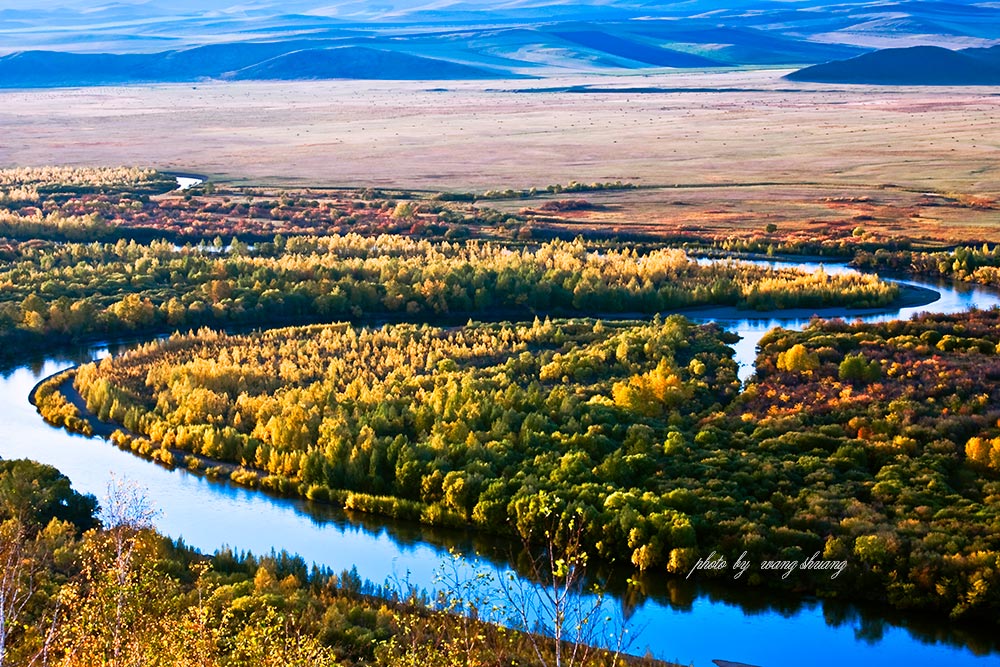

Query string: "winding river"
[[3, 254, 1000, 667]]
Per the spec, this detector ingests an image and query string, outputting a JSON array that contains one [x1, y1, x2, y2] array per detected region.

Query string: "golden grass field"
[[1, 69, 997, 243]]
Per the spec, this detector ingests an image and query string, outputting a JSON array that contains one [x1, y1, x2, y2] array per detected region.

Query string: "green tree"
[[838, 353, 880, 384], [392, 202, 415, 220]]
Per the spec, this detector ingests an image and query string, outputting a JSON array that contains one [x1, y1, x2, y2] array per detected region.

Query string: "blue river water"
[[2, 258, 999, 667]]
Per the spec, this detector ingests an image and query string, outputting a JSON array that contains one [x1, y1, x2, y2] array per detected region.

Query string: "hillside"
[[0, 0, 998, 86], [228, 47, 505, 80], [787, 44, 1000, 84]]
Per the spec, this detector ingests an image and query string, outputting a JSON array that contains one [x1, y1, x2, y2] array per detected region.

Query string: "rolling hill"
[[552, 30, 724, 68], [0, 0, 997, 86], [0, 43, 511, 86], [786, 44, 1000, 84], [227, 46, 506, 80]]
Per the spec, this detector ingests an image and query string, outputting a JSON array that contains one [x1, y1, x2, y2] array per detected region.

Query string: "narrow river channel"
[[2, 257, 1000, 667]]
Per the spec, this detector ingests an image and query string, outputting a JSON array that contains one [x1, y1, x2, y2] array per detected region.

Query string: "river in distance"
[[2, 257, 999, 667]]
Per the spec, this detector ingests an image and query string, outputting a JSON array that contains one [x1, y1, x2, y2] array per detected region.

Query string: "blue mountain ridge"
[[787, 44, 1000, 84]]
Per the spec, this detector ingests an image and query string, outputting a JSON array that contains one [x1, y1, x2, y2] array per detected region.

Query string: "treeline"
[[697, 309, 1000, 618], [32, 368, 95, 437], [854, 244, 1000, 289], [0, 166, 175, 203], [0, 209, 114, 241], [0, 236, 898, 358], [433, 181, 637, 202], [63, 310, 1000, 619], [0, 185, 454, 244], [0, 165, 518, 243], [0, 458, 653, 667], [73, 317, 740, 575], [707, 234, 915, 260]]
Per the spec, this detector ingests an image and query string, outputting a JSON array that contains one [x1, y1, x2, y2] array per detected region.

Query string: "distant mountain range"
[[0, 0, 997, 85], [0, 44, 509, 86], [787, 44, 1000, 84], [0, 22, 867, 87]]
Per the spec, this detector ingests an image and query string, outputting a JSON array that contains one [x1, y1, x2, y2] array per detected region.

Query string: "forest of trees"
[[8, 167, 1000, 648], [71, 317, 738, 558], [0, 166, 516, 243], [854, 244, 1000, 290], [0, 167, 176, 202], [0, 458, 653, 667], [57, 310, 1000, 620], [0, 235, 898, 359], [707, 310, 1000, 616]]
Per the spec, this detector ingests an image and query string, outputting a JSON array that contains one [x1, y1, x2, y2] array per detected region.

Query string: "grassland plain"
[[0, 70, 996, 197], [3, 70, 996, 248]]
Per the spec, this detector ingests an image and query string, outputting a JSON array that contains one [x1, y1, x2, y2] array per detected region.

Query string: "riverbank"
[[25, 273, 942, 525], [30, 368, 271, 486], [15, 253, 1000, 667], [11, 328, 1000, 665], [675, 281, 938, 322]]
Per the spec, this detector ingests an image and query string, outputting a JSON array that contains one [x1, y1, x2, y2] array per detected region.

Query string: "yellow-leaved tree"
[[776, 343, 819, 374], [611, 358, 689, 417], [966, 436, 1000, 470]]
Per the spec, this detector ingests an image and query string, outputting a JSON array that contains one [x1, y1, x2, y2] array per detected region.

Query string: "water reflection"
[[692, 259, 1000, 381], [3, 261, 1000, 667]]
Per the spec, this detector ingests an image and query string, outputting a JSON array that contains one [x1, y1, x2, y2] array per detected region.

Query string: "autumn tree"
[[777, 343, 819, 374]]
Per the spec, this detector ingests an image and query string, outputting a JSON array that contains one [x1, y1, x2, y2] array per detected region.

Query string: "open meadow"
[[2, 69, 996, 244]]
